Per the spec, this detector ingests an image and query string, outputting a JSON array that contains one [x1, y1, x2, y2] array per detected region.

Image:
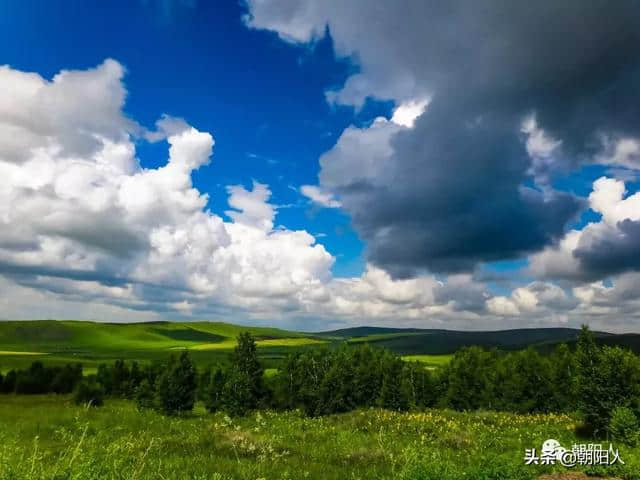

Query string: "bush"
[[73, 380, 104, 407], [609, 406, 639, 446]]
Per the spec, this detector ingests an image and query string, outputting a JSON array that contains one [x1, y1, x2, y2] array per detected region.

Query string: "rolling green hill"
[[0, 320, 321, 371], [2, 320, 638, 372]]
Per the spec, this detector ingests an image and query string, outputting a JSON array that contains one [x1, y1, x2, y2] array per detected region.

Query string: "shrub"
[[73, 380, 104, 407], [609, 406, 639, 446]]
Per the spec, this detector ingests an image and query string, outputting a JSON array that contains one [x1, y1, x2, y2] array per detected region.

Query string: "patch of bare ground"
[[539, 473, 622, 480]]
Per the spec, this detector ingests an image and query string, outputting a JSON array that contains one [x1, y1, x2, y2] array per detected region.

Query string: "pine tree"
[[221, 369, 253, 416], [154, 351, 197, 415], [135, 379, 155, 410], [232, 332, 264, 404], [204, 367, 227, 413]]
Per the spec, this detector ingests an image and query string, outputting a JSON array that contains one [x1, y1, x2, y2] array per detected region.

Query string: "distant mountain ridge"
[[316, 326, 627, 355], [1, 321, 639, 361]]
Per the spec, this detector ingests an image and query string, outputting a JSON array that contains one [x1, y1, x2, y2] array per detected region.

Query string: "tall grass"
[[2, 395, 639, 479]]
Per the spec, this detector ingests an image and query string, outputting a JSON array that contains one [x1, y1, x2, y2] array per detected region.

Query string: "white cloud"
[[390, 98, 429, 128], [597, 136, 640, 170], [3, 59, 640, 332], [300, 185, 341, 208], [530, 176, 640, 282]]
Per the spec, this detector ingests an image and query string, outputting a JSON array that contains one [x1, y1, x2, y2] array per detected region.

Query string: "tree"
[[220, 369, 254, 416], [135, 379, 155, 410], [378, 354, 412, 411], [154, 351, 197, 415], [51, 363, 83, 394], [204, 367, 227, 413], [73, 379, 104, 407], [575, 325, 606, 433], [494, 349, 554, 413], [548, 343, 577, 412], [1, 370, 16, 393], [441, 347, 496, 410], [232, 332, 264, 404]]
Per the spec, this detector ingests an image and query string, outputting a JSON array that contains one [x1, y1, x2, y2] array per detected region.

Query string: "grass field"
[[2, 395, 638, 480], [4, 320, 638, 374], [402, 354, 453, 368], [0, 321, 326, 372]]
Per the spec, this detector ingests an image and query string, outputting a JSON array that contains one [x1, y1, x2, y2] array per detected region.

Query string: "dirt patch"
[[539, 473, 622, 480]]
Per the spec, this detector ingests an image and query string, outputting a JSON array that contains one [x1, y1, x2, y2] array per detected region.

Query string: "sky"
[[1, 1, 640, 331]]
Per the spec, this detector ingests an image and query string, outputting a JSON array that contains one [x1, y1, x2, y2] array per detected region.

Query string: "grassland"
[[402, 354, 453, 368], [2, 395, 638, 480], [4, 320, 638, 374], [0, 320, 326, 372]]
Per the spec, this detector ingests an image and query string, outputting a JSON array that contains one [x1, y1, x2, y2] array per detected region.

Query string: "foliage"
[[204, 366, 227, 413], [609, 406, 640, 446], [3, 327, 640, 440], [135, 379, 155, 410], [73, 379, 104, 407], [576, 325, 640, 435], [154, 351, 197, 415]]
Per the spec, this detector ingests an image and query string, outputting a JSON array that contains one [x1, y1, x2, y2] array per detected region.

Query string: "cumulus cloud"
[[3, 59, 640, 332], [530, 177, 640, 281], [0, 60, 336, 321], [246, 0, 640, 276]]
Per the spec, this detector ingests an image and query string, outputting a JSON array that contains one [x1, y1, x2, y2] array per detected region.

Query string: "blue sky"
[[1, 1, 640, 331], [0, 0, 368, 276]]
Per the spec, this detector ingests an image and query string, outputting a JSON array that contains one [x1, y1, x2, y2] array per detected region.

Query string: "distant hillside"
[[317, 326, 620, 355], [2, 321, 639, 372], [0, 320, 307, 353], [0, 320, 318, 370], [316, 326, 435, 338]]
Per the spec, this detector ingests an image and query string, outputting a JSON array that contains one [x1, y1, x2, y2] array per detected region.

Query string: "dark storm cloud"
[[252, 0, 640, 276], [574, 219, 640, 279], [342, 96, 585, 274]]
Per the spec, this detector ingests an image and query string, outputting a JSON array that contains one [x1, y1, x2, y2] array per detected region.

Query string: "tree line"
[[2, 326, 639, 438]]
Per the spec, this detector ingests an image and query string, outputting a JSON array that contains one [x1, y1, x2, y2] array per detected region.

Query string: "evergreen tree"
[[549, 343, 577, 412], [73, 379, 104, 407], [575, 325, 606, 433], [378, 354, 411, 411], [1, 370, 16, 393], [220, 368, 253, 416], [135, 379, 155, 410], [154, 351, 197, 415], [51, 363, 83, 394], [232, 332, 264, 404], [442, 347, 496, 410], [204, 367, 226, 413]]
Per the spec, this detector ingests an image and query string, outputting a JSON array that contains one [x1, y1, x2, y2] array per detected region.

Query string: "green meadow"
[[402, 354, 453, 368], [3, 395, 638, 480], [0, 321, 326, 372]]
